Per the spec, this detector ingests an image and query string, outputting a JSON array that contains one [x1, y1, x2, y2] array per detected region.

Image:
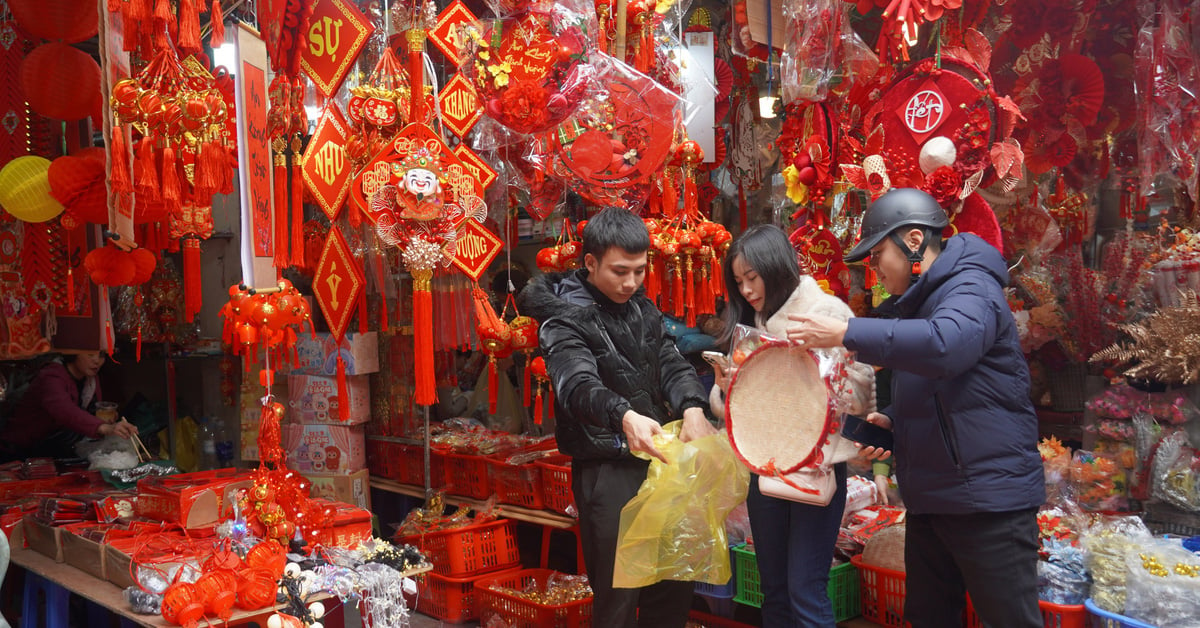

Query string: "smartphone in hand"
[[701, 351, 731, 372], [841, 414, 894, 451]]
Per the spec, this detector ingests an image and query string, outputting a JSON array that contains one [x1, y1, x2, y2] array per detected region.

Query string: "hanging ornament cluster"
[[106, 0, 224, 56], [268, 69, 311, 270], [356, 124, 487, 407], [643, 140, 731, 327], [108, 47, 235, 217], [534, 218, 583, 273], [345, 48, 426, 167], [527, 356, 553, 425], [645, 219, 731, 328], [219, 280, 313, 385], [238, 401, 334, 546], [469, 288, 541, 416], [459, 0, 598, 135], [778, 102, 838, 208]]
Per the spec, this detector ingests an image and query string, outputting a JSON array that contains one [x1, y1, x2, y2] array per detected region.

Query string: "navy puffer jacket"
[[843, 234, 1045, 515]]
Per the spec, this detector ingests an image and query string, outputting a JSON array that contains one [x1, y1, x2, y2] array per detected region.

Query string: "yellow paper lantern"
[[0, 156, 65, 223]]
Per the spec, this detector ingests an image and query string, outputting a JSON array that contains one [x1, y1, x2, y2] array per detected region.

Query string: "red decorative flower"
[[496, 80, 550, 132], [923, 166, 963, 208]]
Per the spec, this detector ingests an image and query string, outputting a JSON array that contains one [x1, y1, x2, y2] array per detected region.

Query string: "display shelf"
[[370, 476, 577, 529]]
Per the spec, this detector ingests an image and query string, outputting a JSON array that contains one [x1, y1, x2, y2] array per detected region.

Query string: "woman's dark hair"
[[581, 208, 650, 261], [719, 225, 802, 345]]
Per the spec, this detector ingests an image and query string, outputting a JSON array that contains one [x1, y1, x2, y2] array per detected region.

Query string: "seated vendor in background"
[[0, 352, 138, 461]]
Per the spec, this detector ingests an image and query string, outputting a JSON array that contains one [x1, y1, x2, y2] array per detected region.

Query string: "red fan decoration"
[[19, 42, 101, 122]]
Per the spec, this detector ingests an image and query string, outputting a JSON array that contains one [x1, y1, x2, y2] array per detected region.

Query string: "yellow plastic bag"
[[613, 421, 750, 588]]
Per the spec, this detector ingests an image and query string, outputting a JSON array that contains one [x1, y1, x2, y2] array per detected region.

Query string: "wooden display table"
[[11, 539, 430, 627]]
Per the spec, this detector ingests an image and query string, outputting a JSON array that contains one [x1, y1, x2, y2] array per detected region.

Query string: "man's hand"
[[855, 412, 894, 461], [786, 313, 848, 349], [873, 474, 891, 505], [99, 419, 139, 440], [623, 410, 668, 464], [679, 407, 718, 442]]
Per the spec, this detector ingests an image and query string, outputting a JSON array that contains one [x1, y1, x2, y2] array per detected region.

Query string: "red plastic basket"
[[440, 451, 493, 499], [535, 456, 574, 515], [852, 554, 906, 627], [417, 568, 521, 623], [399, 518, 521, 577], [396, 443, 443, 487], [488, 456, 545, 510], [856, 555, 1087, 628], [473, 568, 593, 628]]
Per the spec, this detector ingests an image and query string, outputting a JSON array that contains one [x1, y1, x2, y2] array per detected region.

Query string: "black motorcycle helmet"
[[845, 188, 950, 285]]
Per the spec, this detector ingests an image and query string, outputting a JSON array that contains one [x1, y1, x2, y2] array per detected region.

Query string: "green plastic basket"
[[731, 543, 860, 621]]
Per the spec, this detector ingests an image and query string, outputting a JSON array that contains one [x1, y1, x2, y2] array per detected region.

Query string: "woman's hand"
[[874, 474, 891, 505], [99, 419, 139, 440], [786, 313, 848, 349], [856, 412, 893, 461]]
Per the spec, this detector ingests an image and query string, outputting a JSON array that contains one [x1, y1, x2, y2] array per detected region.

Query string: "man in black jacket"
[[519, 208, 716, 628]]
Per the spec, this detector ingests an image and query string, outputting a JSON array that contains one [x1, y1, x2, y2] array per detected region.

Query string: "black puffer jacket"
[[518, 270, 709, 461]]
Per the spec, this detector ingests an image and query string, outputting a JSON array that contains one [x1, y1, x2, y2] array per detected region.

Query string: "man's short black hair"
[[581, 208, 650, 261]]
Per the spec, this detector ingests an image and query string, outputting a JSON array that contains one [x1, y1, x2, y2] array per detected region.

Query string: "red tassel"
[[107, 0, 121, 14], [218, 143, 235, 195], [644, 254, 660, 304], [102, 287, 115, 356], [129, 0, 151, 23], [273, 150, 289, 269], [153, 0, 172, 32], [712, 255, 724, 298], [135, 138, 159, 200], [684, 255, 695, 326], [209, 0, 225, 47], [161, 144, 181, 212], [291, 151, 305, 266], [136, 325, 143, 362], [738, 181, 747, 231], [699, 266, 713, 316], [488, 358, 498, 415], [413, 278, 437, 406], [672, 262, 684, 318], [523, 359, 531, 407], [178, 0, 201, 53], [183, 238, 201, 322], [336, 353, 350, 422], [110, 127, 133, 194], [662, 174, 677, 216], [533, 388, 543, 425], [684, 175, 697, 217]]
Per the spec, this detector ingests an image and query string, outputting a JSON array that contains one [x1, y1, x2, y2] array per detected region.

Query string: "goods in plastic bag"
[[1039, 436, 1072, 506], [1038, 554, 1090, 605], [1151, 430, 1200, 512], [612, 421, 749, 588], [1069, 449, 1130, 512], [1123, 537, 1200, 627], [1080, 515, 1153, 613]]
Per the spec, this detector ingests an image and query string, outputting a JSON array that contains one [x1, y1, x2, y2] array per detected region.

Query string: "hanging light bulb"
[[759, 82, 779, 119]]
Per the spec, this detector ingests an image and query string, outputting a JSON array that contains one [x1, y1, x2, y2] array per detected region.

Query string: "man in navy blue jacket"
[[789, 188, 1045, 628]]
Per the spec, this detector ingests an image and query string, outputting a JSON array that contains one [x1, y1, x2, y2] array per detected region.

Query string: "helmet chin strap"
[[888, 230, 928, 287]]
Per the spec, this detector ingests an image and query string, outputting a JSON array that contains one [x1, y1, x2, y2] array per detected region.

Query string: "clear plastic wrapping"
[[1080, 515, 1153, 614], [1123, 538, 1200, 627], [458, 0, 600, 135], [1151, 430, 1200, 512], [1070, 449, 1131, 512]]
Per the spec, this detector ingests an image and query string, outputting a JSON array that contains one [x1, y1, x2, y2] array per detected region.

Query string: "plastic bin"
[[473, 568, 593, 627], [1084, 599, 1157, 628], [441, 451, 493, 499], [734, 544, 859, 621], [416, 568, 520, 623], [535, 456, 574, 515], [851, 554, 906, 627], [694, 544, 738, 599], [398, 518, 520, 577], [487, 456, 545, 510]]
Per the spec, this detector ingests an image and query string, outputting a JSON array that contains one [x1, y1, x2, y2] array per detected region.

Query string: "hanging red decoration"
[[19, 42, 102, 122], [161, 582, 205, 627], [474, 288, 513, 415], [83, 245, 136, 287], [7, 0, 99, 42], [193, 570, 238, 622], [47, 150, 109, 225]]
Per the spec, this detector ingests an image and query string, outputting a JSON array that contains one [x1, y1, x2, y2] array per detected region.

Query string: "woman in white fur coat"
[[710, 225, 874, 627]]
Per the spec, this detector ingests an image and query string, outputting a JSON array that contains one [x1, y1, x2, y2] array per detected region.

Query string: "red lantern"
[[83, 245, 136, 287], [47, 149, 107, 224], [194, 570, 238, 621], [19, 42, 102, 121], [245, 540, 288, 577], [235, 568, 278, 610], [161, 582, 204, 627], [7, 0, 99, 43]]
